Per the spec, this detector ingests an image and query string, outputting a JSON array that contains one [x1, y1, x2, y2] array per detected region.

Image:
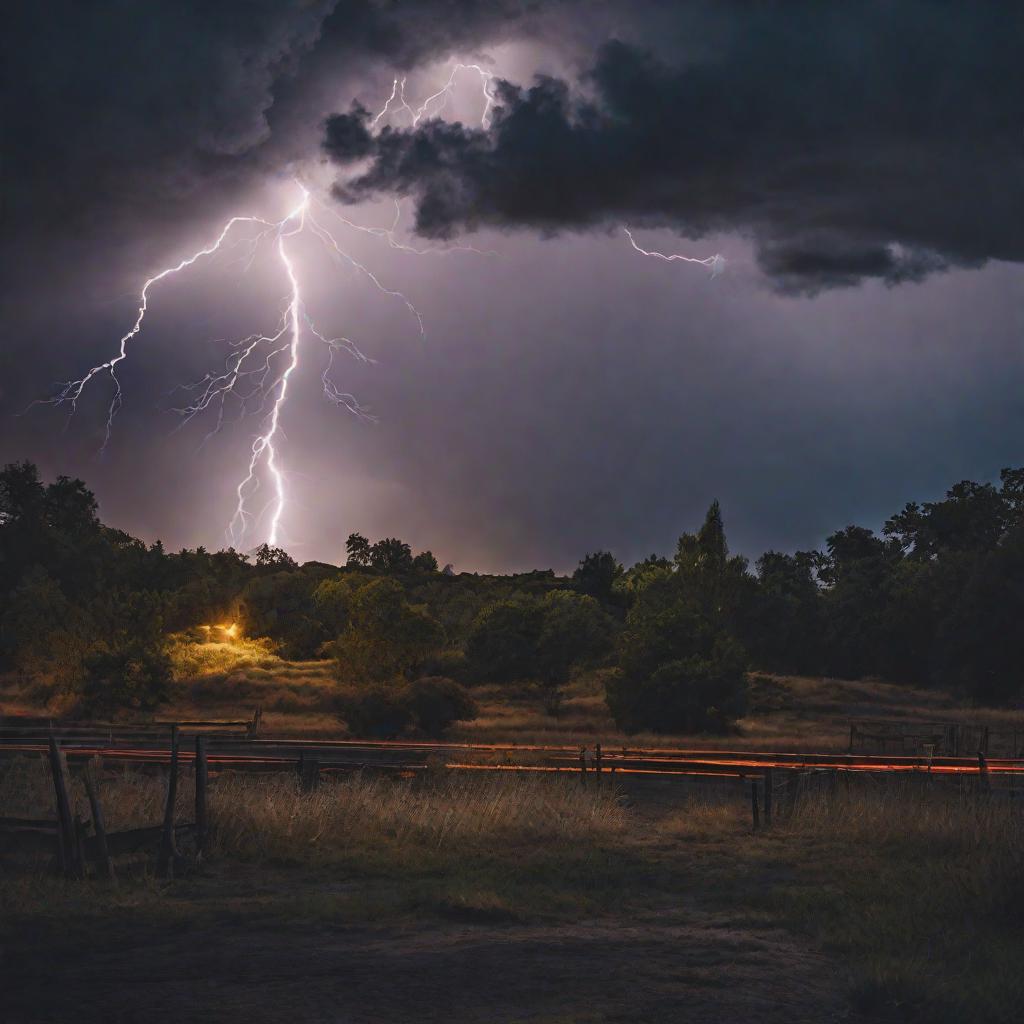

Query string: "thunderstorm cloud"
[[325, 6, 1024, 292], [3, 1, 1024, 570]]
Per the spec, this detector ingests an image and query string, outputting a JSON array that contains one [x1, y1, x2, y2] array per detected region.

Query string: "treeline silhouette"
[[1, 460, 1021, 728]]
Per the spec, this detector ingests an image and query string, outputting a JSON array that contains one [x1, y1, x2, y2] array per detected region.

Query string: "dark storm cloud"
[[327, 5, 1024, 291], [1, 0, 560, 242]]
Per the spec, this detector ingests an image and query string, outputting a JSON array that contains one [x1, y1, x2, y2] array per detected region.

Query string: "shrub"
[[333, 682, 412, 739], [407, 676, 478, 737], [605, 636, 747, 734], [78, 641, 173, 717]]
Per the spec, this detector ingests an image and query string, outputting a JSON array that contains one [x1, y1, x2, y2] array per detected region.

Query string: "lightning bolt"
[[371, 65, 721, 274], [623, 227, 725, 277], [43, 62, 498, 552], [44, 180, 430, 551], [42, 62, 719, 553]]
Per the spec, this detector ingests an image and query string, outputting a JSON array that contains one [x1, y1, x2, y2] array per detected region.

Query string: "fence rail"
[[848, 719, 1024, 758]]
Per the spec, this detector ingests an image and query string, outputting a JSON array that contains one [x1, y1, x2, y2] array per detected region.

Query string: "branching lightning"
[[44, 61, 720, 553], [44, 180, 432, 550], [43, 62, 503, 552]]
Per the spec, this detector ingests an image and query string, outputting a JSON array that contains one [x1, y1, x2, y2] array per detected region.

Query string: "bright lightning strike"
[[44, 181, 429, 551]]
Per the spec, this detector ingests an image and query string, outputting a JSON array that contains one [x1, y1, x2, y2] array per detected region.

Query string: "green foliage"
[[572, 550, 623, 603], [5, 459, 1024, 719], [345, 532, 372, 567], [465, 598, 546, 683], [606, 636, 747, 734], [535, 591, 614, 685], [608, 502, 750, 733], [412, 549, 439, 573], [335, 577, 443, 682], [333, 682, 412, 739], [407, 676, 478, 737], [0, 566, 71, 674], [370, 537, 414, 573], [78, 643, 172, 717], [334, 675, 477, 739], [238, 570, 324, 659]]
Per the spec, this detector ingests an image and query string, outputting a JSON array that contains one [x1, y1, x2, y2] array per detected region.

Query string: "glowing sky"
[[3, 2, 1022, 571]]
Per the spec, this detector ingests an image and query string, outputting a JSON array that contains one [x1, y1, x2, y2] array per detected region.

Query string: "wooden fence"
[[848, 719, 1024, 758]]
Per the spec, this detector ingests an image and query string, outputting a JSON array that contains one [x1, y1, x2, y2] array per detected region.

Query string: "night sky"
[[3, 2, 1023, 571]]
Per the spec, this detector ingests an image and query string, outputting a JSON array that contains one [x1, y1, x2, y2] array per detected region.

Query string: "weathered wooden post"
[[83, 762, 115, 882], [195, 734, 209, 860], [47, 735, 78, 878], [156, 724, 180, 878], [301, 756, 321, 792], [848, 724, 856, 754], [579, 747, 587, 786], [594, 743, 602, 784], [750, 779, 760, 831], [763, 768, 773, 828], [977, 751, 991, 795]]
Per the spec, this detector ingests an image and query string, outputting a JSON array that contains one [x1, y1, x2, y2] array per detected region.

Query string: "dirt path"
[[5, 908, 858, 1024]]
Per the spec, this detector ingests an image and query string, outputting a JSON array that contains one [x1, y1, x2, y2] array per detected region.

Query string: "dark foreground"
[[4, 896, 855, 1024]]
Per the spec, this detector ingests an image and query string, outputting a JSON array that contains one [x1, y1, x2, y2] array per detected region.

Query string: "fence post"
[[46, 735, 77, 878], [83, 762, 115, 883], [156, 724, 180, 878], [763, 768, 773, 828], [595, 743, 602, 784], [579, 747, 587, 786], [977, 751, 991, 795], [195, 735, 208, 860], [848, 724, 855, 754], [301, 756, 320, 792], [751, 779, 760, 831]]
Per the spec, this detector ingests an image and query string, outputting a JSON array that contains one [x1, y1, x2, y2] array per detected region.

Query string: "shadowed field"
[[2, 758, 1022, 1022]]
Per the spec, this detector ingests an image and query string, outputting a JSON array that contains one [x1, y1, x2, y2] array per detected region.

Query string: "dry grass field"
[[3, 641, 1024, 1022], [7, 636, 1021, 752], [2, 758, 1022, 1022]]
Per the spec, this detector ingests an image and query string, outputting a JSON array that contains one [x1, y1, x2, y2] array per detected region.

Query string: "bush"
[[334, 676, 477, 739], [605, 637, 747, 734], [78, 641, 173, 717], [334, 682, 412, 739], [407, 676, 478, 737]]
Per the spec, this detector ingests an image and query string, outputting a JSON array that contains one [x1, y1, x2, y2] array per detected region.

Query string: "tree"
[[253, 543, 298, 571], [345, 532, 372, 567], [535, 591, 614, 686], [465, 597, 545, 683], [0, 566, 72, 674], [573, 551, 624, 603], [412, 550, 439, 573], [747, 551, 825, 674], [335, 578, 442, 681], [607, 502, 750, 734], [238, 570, 324, 658], [370, 537, 414, 573]]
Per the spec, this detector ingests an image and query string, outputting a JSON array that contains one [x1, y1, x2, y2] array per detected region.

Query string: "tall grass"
[[0, 757, 629, 870], [774, 780, 1024, 1021], [209, 770, 629, 866]]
